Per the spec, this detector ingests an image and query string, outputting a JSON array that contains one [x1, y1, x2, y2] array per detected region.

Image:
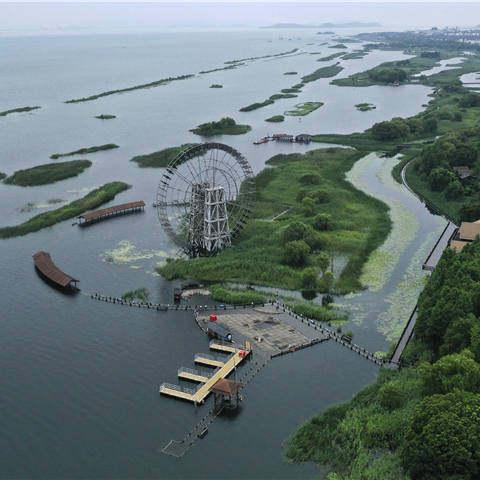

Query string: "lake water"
[[0, 29, 442, 478]]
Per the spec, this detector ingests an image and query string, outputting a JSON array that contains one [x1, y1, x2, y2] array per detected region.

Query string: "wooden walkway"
[[159, 341, 251, 404]]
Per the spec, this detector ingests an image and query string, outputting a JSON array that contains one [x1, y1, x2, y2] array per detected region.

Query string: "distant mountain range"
[[262, 22, 381, 29]]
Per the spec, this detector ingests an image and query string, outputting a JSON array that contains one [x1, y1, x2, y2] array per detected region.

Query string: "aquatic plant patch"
[[285, 102, 324, 116]]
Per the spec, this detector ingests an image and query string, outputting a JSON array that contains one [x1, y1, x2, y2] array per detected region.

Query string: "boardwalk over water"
[[78, 200, 145, 226], [159, 341, 251, 404]]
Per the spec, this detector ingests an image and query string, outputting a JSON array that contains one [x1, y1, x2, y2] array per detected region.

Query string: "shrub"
[[299, 173, 321, 185], [283, 240, 311, 267]]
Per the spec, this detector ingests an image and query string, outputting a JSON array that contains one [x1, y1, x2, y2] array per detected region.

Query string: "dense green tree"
[[322, 271, 335, 292], [282, 221, 308, 244], [402, 391, 480, 480], [302, 197, 316, 216], [369, 68, 407, 84], [421, 350, 480, 395], [454, 143, 478, 167], [282, 240, 310, 267], [310, 189, 330, 204], [416, 282, 473, 355], [301, 268, 318, 290], [440, 314, 477, 356], [460, 201, 480, 221], [313, 213, 333, 231], [428, 167, 453, 191], [371, 118, 410, 141], [445, 179, 464, 199], [316, 252, 330, 273]]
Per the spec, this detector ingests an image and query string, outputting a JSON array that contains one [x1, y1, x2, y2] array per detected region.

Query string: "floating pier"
[[77, 200, 145, 226], [159, 340, 251, 404]]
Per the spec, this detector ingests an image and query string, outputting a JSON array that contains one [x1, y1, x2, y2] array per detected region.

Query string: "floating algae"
[[346, 153, 419, 292], [102, 240, 171, 265], [377, 224, 445, 342]]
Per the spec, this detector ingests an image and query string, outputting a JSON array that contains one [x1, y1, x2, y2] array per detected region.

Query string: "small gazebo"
[[211, 378, 243, 413]]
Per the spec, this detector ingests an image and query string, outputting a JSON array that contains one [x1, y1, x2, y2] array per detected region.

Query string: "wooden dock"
[[159, 341, 251, 404], [78, 200, 145, 226]]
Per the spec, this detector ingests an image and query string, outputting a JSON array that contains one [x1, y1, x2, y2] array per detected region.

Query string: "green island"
[[355, 102, 376, 111], [95, 114, 116, 120], [283, 71, 298, 75], [265, 115, 285, 123], [0, 106, 41, 117], [224, 48, 298, 65], [50, 143, 119, 159], [210, 84, 223, 88], [122, 288, 149, 302], [285, 102, 324, 116], [64, 74, 194, 103], [0, 181, 129, 239], [158, 148, 391, 294], [301, 64, 343, 83], [130, 143, 198, 168], [316, 52, 344, 62], [329, 43, 348, 49], [190, 117, 251, 136], [239, 63, 340, 113], [331, 47, 470, 87], [199, 63, 244, 74], [4, 160, 92, 186], [287, 241, 480, 480], [342, 50, 369, 60], [240, 99, 275, 112]]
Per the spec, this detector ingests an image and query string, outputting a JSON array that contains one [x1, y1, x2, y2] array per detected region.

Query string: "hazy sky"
[[1, 2, 479, 35]]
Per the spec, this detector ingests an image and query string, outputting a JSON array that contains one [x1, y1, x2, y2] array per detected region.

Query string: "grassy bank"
[[289, 302, 347, 326], [0, 181, 129, 239], [65, 74, 194, 103], [130, 143, 198, 168], [4, 160, 92, 186], [190, 117, 251, 136], [0, 106, 41, 117], [158, 148, 391, 294], [50, 144, 119, 159], [210, 284, 268, 305]]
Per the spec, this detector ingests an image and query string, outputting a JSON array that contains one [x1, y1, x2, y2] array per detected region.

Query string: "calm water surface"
[[0, 29, 439, 478]]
